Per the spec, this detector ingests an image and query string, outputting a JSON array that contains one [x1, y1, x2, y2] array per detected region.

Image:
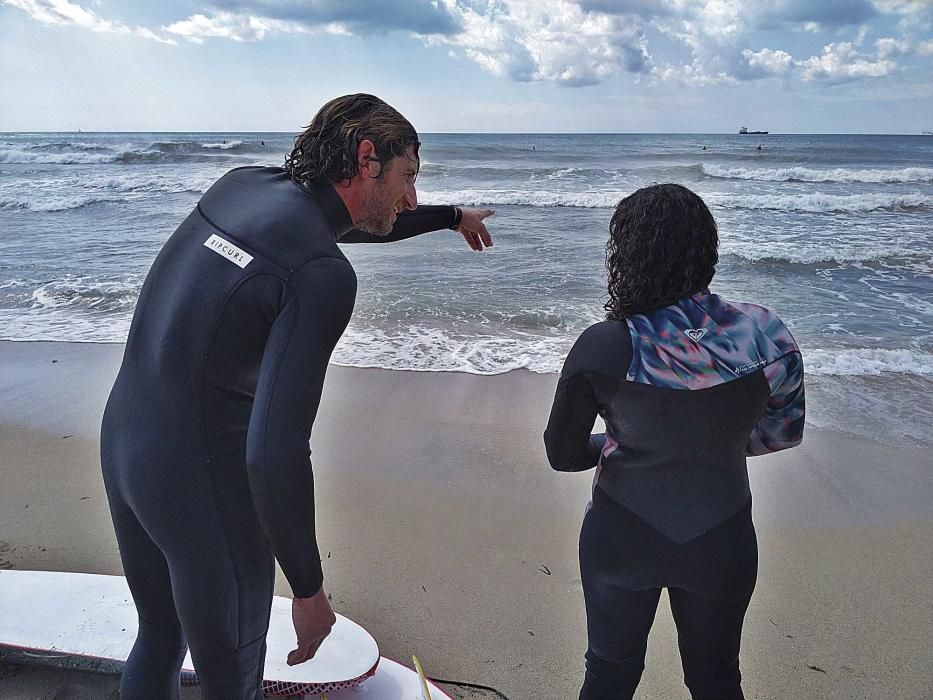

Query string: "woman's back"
[[544, 291, 804, 543]]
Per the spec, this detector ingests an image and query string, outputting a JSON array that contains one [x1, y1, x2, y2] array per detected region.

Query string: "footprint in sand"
[[0, 541, 12, 569]]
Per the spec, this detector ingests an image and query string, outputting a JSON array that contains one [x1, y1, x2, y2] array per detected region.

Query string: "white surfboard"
[[0, 570, 450, 699]]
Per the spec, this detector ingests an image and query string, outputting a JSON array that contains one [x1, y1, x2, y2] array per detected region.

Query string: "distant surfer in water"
[[545, 184, 804, 699], [100, 94, 494, 699]]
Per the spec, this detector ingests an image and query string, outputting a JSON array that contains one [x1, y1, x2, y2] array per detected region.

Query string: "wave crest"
[[703, 163, 933, 184], [418, 188, 933, 212], [0, 148, 120, 165], [805, 348, 933, 376], [29, 276, 142, 313]]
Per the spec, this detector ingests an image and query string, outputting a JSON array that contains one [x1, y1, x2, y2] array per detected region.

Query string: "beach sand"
[[0, 340, 930, 699]]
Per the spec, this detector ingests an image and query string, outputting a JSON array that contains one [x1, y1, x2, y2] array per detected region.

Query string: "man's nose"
[[403, 182, 417, 211]]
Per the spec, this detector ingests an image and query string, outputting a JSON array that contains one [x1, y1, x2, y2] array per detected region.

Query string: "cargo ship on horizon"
[[739, 126, 768, 134]]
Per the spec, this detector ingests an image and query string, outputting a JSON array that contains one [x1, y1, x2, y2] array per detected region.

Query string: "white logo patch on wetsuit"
[[203, 234, 253, 269]]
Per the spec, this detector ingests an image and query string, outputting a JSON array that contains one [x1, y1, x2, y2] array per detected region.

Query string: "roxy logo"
[[685, 328, 707, 342], [203, 234, 253, 269]]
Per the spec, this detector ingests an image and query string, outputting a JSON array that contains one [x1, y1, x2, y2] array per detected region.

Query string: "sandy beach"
[[0, 340, 931, 699]]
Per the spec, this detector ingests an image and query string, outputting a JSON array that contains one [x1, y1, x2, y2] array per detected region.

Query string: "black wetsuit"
[[545, 292, 805, 700], [100, 166, 462, 699]]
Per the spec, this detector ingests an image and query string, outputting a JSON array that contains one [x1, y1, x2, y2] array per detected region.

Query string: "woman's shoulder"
[[714, 295, 800, 353], [574, 318, 632, 346], [562, 320, 633, 378]]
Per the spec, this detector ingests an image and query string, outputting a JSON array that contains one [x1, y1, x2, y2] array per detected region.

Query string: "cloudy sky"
[[2, 0, 931, 133]]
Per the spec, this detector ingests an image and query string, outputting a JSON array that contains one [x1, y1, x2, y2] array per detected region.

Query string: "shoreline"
[[1, 337, 930, 448], [1, 340, 931, 698]]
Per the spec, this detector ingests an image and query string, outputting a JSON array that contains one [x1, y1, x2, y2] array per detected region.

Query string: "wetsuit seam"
[[252, 288, 297, 536], [291, 252, 352, 278], [199, 271, 287, 650], [756, 349, 801, 373], [195, 203, 295, 274], [596, 485, 752, 545], [252, 273, 303, 593]]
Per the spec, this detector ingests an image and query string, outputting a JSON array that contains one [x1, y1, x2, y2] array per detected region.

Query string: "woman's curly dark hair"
[[284, 93, 420, 186], [604, 183, 718, 319]]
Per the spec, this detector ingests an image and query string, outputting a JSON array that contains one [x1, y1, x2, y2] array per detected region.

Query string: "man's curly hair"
[[604, 184, 718, 319], [284, 94, 420, 187]]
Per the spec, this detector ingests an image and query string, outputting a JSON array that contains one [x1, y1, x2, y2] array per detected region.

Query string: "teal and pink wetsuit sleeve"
[[733, 302, 806, 455]]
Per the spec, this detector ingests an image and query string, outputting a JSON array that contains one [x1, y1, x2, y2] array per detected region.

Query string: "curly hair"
[[284, 94, 420, 187], [604, 184, 718, 319]]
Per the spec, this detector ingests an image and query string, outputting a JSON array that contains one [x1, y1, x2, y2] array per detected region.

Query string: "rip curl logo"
[[203, 234, 253, 269], [685, 328, 707, 342]]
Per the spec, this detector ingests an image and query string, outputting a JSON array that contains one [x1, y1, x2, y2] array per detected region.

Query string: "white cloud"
[[2, 0, 176, 43], [875, 36, 912, 57], [644, 1, 915, 86], [209, 0, 461, 36], [162, 11, 313, 43], [431, 0, 652, 86], [730, 41, 901, 84], [740, 47, 795, 77], [653, 61, 737, 87], [798, 41, 898, 83]]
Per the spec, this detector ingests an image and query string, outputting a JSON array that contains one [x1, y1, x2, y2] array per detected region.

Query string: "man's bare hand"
[[288, 587, 336, 666], [456, 208, 495, 251]]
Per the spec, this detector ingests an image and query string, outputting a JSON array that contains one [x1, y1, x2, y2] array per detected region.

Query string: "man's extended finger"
[[287, 638, 324, 666], [476, 224, 493, 247], [287, 642, 311, 666], [461, 230, 479, 251]]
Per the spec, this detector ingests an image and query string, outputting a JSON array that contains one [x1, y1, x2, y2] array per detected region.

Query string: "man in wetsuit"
[[100, 94, 494, 699]]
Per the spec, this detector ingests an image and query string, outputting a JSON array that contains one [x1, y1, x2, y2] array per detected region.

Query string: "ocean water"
[[1, 132, 931, 444]]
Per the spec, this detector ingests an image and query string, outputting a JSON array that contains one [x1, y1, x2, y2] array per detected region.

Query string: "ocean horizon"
[[1, 131, 931, 445], [4, 130, 931, 134]]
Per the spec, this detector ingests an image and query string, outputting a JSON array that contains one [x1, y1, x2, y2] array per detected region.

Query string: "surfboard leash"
[[426, 675, 512, 699]]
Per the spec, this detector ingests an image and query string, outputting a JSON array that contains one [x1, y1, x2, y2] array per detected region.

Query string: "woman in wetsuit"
[[544, 184, 805, 699]]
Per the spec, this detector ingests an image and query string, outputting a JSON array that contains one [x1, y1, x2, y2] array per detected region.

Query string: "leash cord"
[[427, 675, 512, 699]]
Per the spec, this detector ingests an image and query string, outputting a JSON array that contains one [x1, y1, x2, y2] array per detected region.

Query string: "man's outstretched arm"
[[340, 206, 495, 250]]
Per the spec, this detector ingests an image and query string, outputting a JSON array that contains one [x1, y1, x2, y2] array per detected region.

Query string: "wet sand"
[[0, 340, 930, 699]]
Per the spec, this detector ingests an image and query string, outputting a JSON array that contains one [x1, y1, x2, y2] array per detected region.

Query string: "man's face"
[[356, 146, 419, 235]]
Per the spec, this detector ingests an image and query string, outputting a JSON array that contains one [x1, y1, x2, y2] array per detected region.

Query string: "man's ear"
[[357, 139, 382, 179]]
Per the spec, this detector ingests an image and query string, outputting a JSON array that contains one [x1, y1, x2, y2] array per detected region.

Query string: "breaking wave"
[[804, 348, 933, 376], [418, 188, 933, 212], [702, 163, 933, 183], [0, 139, 279, 165], [0, 172, 217, 211]]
